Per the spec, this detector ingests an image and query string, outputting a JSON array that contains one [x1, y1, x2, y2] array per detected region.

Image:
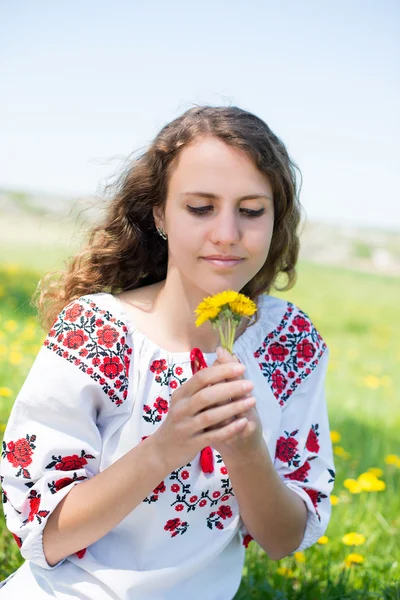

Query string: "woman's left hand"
[[209, 347, 263, 459]]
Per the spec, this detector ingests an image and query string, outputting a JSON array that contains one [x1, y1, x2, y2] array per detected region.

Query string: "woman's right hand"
[[151, 361, 256, 473]]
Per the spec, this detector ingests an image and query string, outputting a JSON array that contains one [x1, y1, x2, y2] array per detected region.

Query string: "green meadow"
[[0, 238, 399, 598]]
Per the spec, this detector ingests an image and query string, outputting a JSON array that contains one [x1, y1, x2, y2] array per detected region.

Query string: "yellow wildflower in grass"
[[385, 454, 400, 468], [333, 446, 350, 460], [317, 536, 329, 544], [330, 494, 340, 505], [342, 532, 366, 546], [343, 479, 362, 494], [330, 431, 341, 444], [4, 264, 19, 274], [0, 387, 13, 398], [363, 375, 380, 389], [344, 553, 364, 568], [357, 472, 386, 492], [293, 551, 305, 563], [276, 567, 295, 578], [5, 320, 18, 333], [0, 423, 6, 433], [367, 467, 383, 477], [9, 351, 23, 365], [194, 290, 257, 352]]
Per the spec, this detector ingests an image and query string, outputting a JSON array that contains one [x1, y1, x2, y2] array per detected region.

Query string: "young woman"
[[0, 106, 335, 598]]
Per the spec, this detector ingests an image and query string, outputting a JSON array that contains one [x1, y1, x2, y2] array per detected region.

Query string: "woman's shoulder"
[[249, 294, 328, 361], [43, 292, 133, 408]]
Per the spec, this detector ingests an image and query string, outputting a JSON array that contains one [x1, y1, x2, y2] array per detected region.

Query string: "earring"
[[156, 227, 168, 240]]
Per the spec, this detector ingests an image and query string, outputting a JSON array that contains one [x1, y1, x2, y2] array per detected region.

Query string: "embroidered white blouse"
[[0, 291, 335, 599]]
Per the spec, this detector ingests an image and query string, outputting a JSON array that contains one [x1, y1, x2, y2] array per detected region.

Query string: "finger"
[[187, 362, 246, 396], [193, 379, 254, 416], [195, 396, 256, 432], [198, 415, 249, 444]]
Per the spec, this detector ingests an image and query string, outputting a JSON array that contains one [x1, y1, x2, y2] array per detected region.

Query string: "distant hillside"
[[1, 187, 399, 276]]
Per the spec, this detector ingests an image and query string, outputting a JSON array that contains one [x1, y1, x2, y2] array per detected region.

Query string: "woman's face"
[[154, 136, 275, 297]]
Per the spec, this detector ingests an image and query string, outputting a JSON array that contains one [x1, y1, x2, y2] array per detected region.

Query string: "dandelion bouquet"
[[194, 290, 257, 353], [190, 291, 257, 474]]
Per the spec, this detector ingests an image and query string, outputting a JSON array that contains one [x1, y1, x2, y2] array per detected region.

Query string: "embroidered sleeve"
[[0, 296, 132, 569], [273, 347, 335, 552], [241, 304, 335, 551]]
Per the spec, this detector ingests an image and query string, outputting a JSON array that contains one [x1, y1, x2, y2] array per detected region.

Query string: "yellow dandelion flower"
[[385, 454, 400, 466], [333, 446, 350, 459], [363, 375, 380, 389], [5, 320, 18, 333], [369, 479, 386, 491], [4, 264, 19, 274], [9, 351, 23, 365], [343, 479, 362, 494], [330, 431, 341, 444], [357, 472, 385, 492], [294, 551, 305, 563], [330, 495, 340, 505], [367, 467, 383, 477], [344, 553, 364, 568], [317, 536, 329, 544], [0, 387, 13, 398], [0, 423, 6, 433], [342, 532, 366, 546], [194, 306, 221, 327], [276, 567, 295, 578], [194, 290, 257, 352]]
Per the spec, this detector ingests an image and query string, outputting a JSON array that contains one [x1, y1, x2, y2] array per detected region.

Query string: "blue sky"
[[1, 0, 399, 230]]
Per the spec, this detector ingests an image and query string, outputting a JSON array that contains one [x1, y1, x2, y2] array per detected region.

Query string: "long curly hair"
[[33, 105, 304, 331]]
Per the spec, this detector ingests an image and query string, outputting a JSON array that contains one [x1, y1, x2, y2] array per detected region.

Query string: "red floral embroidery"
[[254, 303, 327, 406], [275, 430, 301, 467], [207, 504, 233, 530], [65, 304, 84, 321], [149, 359, 187, 388], [45, 297, 131, 406], [284, 460, 314, 482], [306, 424, 320, 453], [64, 330, 89, 349], [1, 435, 36, 479], [164, 518, 189, 537], [21, 490, 50, 526], [45, 450, 95, 471], [142, 396, 169, 424], [304, 488, 327, 521], [76, 548, 87, 559], [97, 325, 119, 348], [48, 472, 88, 494]]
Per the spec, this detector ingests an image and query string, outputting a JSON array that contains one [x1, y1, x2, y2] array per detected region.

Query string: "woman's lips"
[[202, 258, 243, 268]]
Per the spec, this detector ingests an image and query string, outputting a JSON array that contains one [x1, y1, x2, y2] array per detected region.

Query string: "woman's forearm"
[[222, 438, 308, 560], [43, 436, 168, 566]]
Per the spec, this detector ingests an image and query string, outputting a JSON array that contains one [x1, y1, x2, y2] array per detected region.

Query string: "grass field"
[[0, 245, 399, 598]]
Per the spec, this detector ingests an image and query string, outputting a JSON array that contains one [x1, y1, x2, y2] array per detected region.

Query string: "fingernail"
[[216, 346, 224, 360]]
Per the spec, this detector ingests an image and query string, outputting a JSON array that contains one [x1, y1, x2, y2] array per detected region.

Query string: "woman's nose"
[[210, 211, 241, 244]]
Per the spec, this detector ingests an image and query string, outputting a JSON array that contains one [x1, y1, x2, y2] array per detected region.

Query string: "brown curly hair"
[[33, 105, 303, 331]]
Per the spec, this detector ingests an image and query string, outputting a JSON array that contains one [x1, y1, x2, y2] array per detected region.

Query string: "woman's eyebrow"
[[181, 192, 273, 202]]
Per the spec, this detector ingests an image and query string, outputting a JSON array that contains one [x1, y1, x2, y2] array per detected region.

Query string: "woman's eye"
[[186, 206, 265, 218]]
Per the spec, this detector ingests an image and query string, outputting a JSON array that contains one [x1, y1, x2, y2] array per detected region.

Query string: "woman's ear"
[[152, 205, 165, 231]]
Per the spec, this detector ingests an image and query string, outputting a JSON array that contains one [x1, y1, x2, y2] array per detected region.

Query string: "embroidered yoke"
[[0, 292, 335, 599]]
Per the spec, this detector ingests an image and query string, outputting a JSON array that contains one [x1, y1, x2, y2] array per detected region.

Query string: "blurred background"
[[0, 1, 399, 597]]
